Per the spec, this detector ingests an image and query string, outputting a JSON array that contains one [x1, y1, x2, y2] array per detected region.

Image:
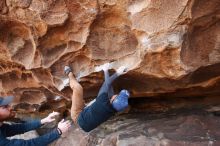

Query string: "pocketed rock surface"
[[0, 1, 220, 145]]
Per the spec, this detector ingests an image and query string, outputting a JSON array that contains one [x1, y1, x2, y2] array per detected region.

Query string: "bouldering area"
[[0, 0, 220, 145]]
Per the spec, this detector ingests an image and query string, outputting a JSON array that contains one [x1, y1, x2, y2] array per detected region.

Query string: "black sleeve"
[[0, 129, 60, 146], [1, 120, 42, 137]]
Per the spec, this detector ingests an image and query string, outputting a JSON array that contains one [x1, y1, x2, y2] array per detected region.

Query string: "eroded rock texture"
[[1, 0, 220, 145], [0, 0, 220, 124]]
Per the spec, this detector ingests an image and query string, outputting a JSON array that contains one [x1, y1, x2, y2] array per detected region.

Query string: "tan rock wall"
[[0, 0, 220, 113]]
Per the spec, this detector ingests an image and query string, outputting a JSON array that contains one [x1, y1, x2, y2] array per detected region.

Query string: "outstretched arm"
[[105, 65, 128, 86], [1, 120, 42, 137], [97, 64, 127, 97], [97, 63, 112, 96], [0, 129, 60, 146], [1, 112, 59, 137], [0, 118, 71, 146]]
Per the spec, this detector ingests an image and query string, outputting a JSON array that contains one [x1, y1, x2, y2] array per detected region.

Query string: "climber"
[[65, 63, 130, 132], [0, 96, 71, 146]]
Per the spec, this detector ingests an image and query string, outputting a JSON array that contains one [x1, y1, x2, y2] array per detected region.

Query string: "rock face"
[[0, 0, 220, 134], [0, 0, 220, 113]]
